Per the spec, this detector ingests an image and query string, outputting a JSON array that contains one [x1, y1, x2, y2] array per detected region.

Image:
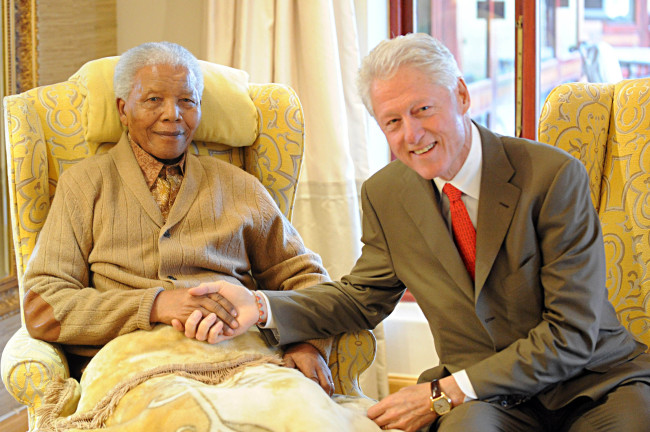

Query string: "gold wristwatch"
[[430, 379, 452, 415]]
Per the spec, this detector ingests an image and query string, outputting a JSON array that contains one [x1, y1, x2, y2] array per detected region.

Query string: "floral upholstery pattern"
[[1, 58, 376, 431], [539, 79, 650, 352]]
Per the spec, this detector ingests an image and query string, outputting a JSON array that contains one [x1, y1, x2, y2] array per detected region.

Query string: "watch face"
[[433, 397, 452, 415]]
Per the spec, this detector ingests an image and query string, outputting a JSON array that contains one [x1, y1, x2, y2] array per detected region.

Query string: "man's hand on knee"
[[367, 382, 438, 431], [367, 376, 466, 431], [283, 343, 335, 396]]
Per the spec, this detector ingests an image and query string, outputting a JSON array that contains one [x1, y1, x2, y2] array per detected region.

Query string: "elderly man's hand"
[[283, 343, 334, 396], [170, 281, 260, 343], [151, 282, 239, 340]]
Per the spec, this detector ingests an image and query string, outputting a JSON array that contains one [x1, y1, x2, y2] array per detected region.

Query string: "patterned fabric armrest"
[[328, 330, 377, 397], [1, 327, 70, 428]]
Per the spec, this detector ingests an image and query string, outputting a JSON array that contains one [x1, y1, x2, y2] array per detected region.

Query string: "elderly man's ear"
[[116, 98, 128, 127]]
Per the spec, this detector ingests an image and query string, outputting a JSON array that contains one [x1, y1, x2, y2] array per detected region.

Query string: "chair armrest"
[[328, 330, 376, 397], [1, 326, 70, 419]]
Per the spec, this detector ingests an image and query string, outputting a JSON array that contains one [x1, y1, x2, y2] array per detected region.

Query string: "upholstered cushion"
[[69, 57, 258, 146], [36, 326, 385, 432], [598, 79, 650, 349]]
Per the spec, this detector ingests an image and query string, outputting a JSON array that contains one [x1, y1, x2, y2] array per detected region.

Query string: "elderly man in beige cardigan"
[[22, 41, 334, 395]]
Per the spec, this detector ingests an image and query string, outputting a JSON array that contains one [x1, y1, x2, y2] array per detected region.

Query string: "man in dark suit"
[[180, 34, 650, 431]]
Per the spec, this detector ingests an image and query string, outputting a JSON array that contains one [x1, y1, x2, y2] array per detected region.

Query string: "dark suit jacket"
[[262, 123, 649, 409]]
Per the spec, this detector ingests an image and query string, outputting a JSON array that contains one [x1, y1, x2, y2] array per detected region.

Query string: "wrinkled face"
[[117, 64, 201, 162], [371, 66, 472, 181]]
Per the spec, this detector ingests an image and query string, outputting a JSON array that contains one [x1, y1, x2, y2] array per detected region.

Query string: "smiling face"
[[117, 64, 201, 162], [371, 66, 472, 181]]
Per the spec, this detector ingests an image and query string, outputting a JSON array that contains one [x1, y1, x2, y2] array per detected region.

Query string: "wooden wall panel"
[[37, 0, 117, 85]]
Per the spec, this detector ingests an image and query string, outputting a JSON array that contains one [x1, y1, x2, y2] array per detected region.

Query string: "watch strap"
[[430, 379, 452, 415], [430, 379, 441, 412], [430, 379, 442, 399]]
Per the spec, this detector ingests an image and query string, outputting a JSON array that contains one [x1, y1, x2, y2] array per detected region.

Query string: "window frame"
[[390, 0, 539, 140]]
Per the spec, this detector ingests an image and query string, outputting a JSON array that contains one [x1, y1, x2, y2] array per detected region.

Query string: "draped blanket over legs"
[[35, 327, 385, 432]]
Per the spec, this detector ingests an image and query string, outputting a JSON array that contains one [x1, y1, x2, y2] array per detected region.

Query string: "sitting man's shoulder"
[[58, 151, 113, 181], [194, 153, 258, 182]]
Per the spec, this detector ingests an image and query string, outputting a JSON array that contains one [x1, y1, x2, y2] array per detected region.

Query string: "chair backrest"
[[538, 78, 650, 350], [3, 57, 305, 321]]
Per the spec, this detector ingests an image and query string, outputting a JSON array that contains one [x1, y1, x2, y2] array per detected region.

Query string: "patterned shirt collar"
[[128, 133, 186, 188]]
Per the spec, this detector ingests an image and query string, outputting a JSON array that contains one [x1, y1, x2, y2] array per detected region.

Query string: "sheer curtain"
[[206, 0, 367, 280], [205, 0, 387, 400]]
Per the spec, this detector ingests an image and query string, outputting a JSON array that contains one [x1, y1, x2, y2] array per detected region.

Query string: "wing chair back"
[[3, 57, 375, 430], [538, 78, 650, 351], [4, 57, 304, 320]]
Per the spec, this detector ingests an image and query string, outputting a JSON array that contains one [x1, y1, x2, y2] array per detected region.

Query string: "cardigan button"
[[163, 230, 171, 238], [168, 276, 177, 281]]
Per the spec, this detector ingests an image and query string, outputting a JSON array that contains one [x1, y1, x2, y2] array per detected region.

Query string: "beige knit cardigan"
[[23, 133, 331, 357]]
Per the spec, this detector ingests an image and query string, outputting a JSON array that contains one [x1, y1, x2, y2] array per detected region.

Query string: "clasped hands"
[[151, 280, 257, 342], [152, 280, 333, 395]]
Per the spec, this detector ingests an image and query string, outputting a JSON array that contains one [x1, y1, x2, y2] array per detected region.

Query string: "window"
[[403, 0, 650, 140], [585, 0, 635, 21], [414, 0, 516, 136]]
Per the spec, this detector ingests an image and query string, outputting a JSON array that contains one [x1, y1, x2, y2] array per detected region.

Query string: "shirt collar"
[[433, 122, 482, 200], [128, 133, 186, 188]]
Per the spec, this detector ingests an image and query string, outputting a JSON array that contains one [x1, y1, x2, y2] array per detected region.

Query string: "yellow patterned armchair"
[[1, 57, 376, 431], [539, 78, 650, 352]]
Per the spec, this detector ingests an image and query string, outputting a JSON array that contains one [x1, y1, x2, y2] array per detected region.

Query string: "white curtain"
[[205, 0, 387, 400], [206, 0, 369, 280]]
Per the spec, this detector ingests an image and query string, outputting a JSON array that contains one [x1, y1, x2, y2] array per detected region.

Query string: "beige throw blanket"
[[36, 325, 391, 431]]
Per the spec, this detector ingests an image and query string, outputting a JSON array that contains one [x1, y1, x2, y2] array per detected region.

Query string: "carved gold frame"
[[3, 0, 38, 95]]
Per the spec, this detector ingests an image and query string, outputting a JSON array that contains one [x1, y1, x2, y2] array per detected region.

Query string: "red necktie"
[[443, 183, 476, 280]]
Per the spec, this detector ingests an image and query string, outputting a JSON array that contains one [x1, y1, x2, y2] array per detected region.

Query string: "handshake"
[[160, 281, 266, 344]]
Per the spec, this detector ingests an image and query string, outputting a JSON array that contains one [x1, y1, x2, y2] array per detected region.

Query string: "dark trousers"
[[434, 381, 650, 432]]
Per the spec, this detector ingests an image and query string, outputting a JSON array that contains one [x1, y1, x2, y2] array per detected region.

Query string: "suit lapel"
[[474, 125, 520, 299], [397, 165, 475, 300]]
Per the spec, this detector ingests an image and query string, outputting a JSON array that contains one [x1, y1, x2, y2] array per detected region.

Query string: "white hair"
[[357, 33, 462, 117], [114, 41, 204, 100]]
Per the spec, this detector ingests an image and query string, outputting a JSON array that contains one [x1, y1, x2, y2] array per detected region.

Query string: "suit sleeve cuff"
[[452, 369, 478, 402]]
